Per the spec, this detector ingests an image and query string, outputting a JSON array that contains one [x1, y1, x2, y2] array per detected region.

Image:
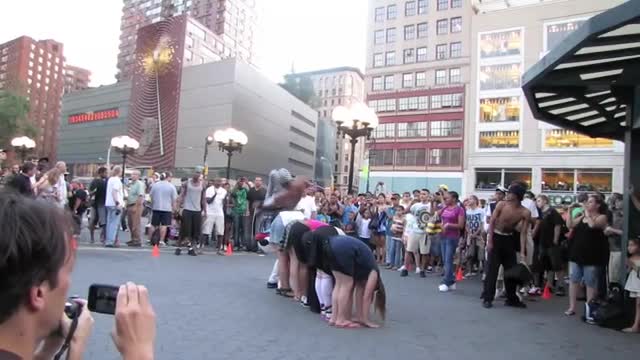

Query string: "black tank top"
[[569, 220, 609, 266]]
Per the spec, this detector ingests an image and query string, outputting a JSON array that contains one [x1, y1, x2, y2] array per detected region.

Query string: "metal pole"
[[122, 150, 127, 183], [203, 139, 209, 166], [347, 137, 357, 195], [155, 68, 164, 156], [226, 150, 232, 180]]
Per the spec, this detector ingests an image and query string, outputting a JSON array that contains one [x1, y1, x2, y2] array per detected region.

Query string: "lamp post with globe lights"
[[203, 135, 215, 176], [11, 136, 36, 163], [213, 128, 248, 179], [110, 135, 140, 178], [331, 103, 378, 194]]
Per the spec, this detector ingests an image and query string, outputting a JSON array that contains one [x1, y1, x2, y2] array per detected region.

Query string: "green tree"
[[0, 90, 33, 149], [280, 74, 318, 107]]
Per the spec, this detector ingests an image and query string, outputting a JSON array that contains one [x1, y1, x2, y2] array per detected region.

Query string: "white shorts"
[[202, 214, 224, 236]]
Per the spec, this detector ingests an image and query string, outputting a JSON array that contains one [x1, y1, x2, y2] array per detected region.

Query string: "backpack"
[[592, 283, 636, 330]]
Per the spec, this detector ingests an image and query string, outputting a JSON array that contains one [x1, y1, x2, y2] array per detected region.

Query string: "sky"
[[0, 0, 367, 86]]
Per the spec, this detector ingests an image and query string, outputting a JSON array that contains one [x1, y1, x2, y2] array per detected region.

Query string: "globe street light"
[[11, 136, 36, 163], [332, 102, 378, 194], [110, 135, 140, 177], [213, 128, 248, 179]]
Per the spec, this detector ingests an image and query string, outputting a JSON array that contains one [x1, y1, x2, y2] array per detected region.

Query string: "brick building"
[[64, 65, 91, 94]]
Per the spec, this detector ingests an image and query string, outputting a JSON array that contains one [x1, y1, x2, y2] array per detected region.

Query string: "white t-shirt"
[[295, 195, 317, 220], [105, 177, 124, 207], [205, 186, 227, 216], [56, 174, 67, 206], [521, 198, 539, 220]]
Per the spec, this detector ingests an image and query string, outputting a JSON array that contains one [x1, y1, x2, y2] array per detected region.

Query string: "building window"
[[479, 97, 521, 122], [403, 48, 415, 63], [417, 47, 428, 62], [370, 98, 397, 113], [387, 4, 397, 19], [386, 28, 396, 43], [505, 169, 533, 189], [541, 169, 575, 192], [436, 44, 447, 59], [375, 7, 385, 22], [450, 42, 462, 58], [343, 176, 348, 184], [451, 0, 462, 8], [373, 53, 384, 67], [402, 73, 414, 88], [543, 129, 614, 149], [435, 69, 447, 85], [480, 30, 523, 59], [372, 123, 396, 138], [415, 71, 426, 87], [546, 20, 586, 52], [374, 30, 385, 44], [475, 168, 503, 190], [418, 0, 428, 14], [449, 68, 461, 83], [429, 148, 461, 167], [436, 19, 448, 34], [343, 165, 349, 172], [384, 75, 394, 90], [450, 17, 462, 33], [385, 51, 396, 66], [577, 169, 613, 192], [405, 1, 416, 16], [417, 22, 428, 38], [397, 149, 427, 167], [372, 76, 384, 91], [398, 122, 428, 138], [371, 149, 394, 166], [479, 131, 520, 149], [479, 63, 522, 91], [430, 120, 462, 137], [404, 25, 415, 40], [437, 0, 448, 10], [431, 93, 463, 109]]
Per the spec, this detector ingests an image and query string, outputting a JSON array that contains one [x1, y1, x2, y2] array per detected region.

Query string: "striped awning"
[[522, 0, 640, 141]]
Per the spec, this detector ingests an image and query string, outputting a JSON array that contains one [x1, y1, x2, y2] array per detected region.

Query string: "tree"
[[0, 90, 33, 149], [280, 74, 318, 107]]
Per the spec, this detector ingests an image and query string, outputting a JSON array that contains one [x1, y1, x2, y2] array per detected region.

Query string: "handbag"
[[504, 262, 533, 285]]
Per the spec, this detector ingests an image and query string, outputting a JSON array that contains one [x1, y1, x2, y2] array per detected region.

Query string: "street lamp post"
[[203, 135, 214, 176], [110, 135, 140, 178], [11, 136, 36, 163], [332, 103, 378, 195], [213, 128, 248, 180]]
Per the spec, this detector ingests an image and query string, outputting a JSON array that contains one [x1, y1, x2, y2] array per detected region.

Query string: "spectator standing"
[[177, 168, 207, 252], [399, 192, 412, 210], [341, 195, 357, 225], [126, 170, 145, 247], [202, 178, 227, 254], [148, 172, 178, 246], [384, 194, 400, 267], [5, 162, 35, 197], [105, 166, 124, 248], [55, 161, 68, 208], [89, 167, 108, 244], [35, 168, 62, 204], [438, 191, 465, 292], [248, 176, 267, 216], [464, 195, 485, 276], [295, 185, 317, 220], [535, 195, 566, 296], [604, 193, 624, 284], [231, 177, 249, 251], [401, 189, 431, 277]]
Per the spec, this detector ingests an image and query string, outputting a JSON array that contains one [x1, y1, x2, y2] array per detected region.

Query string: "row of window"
[[477, 130, 615, 150], [373, 18, 461, 45], [369, 93, 463, 112], [374, 0, 463, 22], [373, 42, 462, 68], [475, 168, 613, 193], [372, 119, 463, 139], [371, 147, 462, 167]]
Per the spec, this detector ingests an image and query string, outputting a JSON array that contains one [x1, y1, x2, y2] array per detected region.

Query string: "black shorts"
[[180, 209, 202, 240], [151, 211, 172, 226]]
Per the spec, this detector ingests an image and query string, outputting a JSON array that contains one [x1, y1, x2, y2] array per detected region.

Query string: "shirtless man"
[[482, 182, 531, 309]]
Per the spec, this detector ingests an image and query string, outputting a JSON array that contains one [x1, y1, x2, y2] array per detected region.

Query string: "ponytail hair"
[[374, 270, 387, 321]]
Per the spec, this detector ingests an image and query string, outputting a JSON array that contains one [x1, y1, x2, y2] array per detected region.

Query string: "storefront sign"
[[68, 108, 120, 124]]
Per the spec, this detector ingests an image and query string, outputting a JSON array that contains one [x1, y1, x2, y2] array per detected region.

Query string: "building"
[[0, 36, 66, 160], [284, 67, 366, 192], [116, 0, 257, 81], [364, 0, 472, 193], [465, 0, 626, 203], [63, 65, 91, 94]]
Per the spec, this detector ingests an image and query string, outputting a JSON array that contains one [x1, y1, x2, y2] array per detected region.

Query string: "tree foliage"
[[280, 74, 318, 107], [0, 90, 33, 148]]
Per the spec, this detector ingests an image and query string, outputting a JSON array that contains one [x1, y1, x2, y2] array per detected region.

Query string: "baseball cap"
[[439, 184, 449, 191], [495, 186, 508, 194]]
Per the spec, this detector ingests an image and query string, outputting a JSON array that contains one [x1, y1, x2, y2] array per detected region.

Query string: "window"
[[429, 148, 461, 167], [430, 120, 462, 137], [398, 96, 428, 111], [432, 93, 463, 109], [417, 47, 428, 62], [386, 28, 396, 43], [475, 168, 503, 190], [437, 19, 448, 34], [403, 48, 415, 63], [373, 53, 384, 67], [404, 25, 415, 40], [398, 122, 428, 138], [375, 7, 385, 22], [397, 149, 427, 167], [480, 30, 523, 58], [437, 0, 448, 10], [384, 75, 394, 90], [505, 169, 532, 189], [417, 22, 428, 38], [343, 165, 349, 172], [435, 69, 447, 85], [450, 17, 462, 33], [450, 42, 462, 58], [343, 176, 348, 184], [479, 131, 520, 149], [541, 169, 575, 192], [479, 63, 522, 90], [577, 169, 613, 193], [372, 123, 396, 139], [372, 76, 384, 91], [405, 1, 416, 16], [436, 44, 447, 59], [418, 0, 428, 14], [371, 149, 394, 166], [415, 71, 426, 87], [449, 68, 461, 83], [543, 129, 614, 149], [479, 97, 520, 122], [403, 73, 414, 88], [385, 51, 396, 66], [546, 20, 586, 52], [370, 98, 397, 113], [387, 4, 397, 19], [374, 30, 385, 44], [451, 0, 462, 8]]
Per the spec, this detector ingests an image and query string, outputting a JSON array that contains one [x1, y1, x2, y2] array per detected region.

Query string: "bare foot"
[[361, 321, 381, 329], [622, 327, 640, 333], [335, 321, 362, 329]]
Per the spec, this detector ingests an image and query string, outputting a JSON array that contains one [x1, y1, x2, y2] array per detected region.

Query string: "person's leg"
[[277, 250, 291, 291], [320, 272, 334, 309], [442, 237, 456, 286], [315, 275, 324, 307], [354, 281, 365, 322], [268, 259, 279, 286], [379, 234, 386, 264], [120, 206, 128, 231], [566, 262, 582, 314], [482, 244, 500, 304], [105, 206, 119, 246], [501, 237, 520, 304], [159, 225, 168, 245], [232, 213, 242, 249], [329, 273, 340, 326], [332, 271, 357, 327], [385, 234, 393, 266], [89, 206, 98, 243], [289, 248, 302, 299], [625, 297, 640, 332], [394, 240, 403, 268], [358, 270, 380, 328]]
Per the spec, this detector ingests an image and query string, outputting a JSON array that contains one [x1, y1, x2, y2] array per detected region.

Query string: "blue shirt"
[[385, 207, 396, 235], [342, 204, 358, 225]]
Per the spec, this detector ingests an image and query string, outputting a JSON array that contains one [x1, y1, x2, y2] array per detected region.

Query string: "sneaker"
[[438, 284, 449, 292], [426, 266, 434, 273], [449, 283, 457, 291], [482, 300, 493, 309], [187, 248, 197, 256], [400, 269, 408, 277], [300, 296, 309, 308], [415, 267, 422, 274], [505, 299, 527, 308], [266, 282, 277, 289], [397, 265, 406, 272], [528, 287, 541, 296], [419, 270, 426, 278]]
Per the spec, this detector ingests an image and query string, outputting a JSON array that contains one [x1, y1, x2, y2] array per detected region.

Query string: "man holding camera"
[[0, 192, 156, 360]]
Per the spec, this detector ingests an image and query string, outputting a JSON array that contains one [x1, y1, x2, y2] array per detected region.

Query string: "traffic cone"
[[455, 267, 464, 281], [542, 284, 552, 300], [152, 245, 160, 258], [225, 243, 233, 256]]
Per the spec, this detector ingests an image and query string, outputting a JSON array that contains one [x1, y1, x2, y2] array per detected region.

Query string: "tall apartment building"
[[285, 67, 366, 192], [0, 36, 66, 160], [117, 0, 257, 81], [64, 65, 91, 94], [365, 0, 472, 193], [465, 0, 626, 201]]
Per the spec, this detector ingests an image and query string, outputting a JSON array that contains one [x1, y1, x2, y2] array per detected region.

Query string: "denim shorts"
[[569, 262, 601, 288], [428, 234, 441, 257]]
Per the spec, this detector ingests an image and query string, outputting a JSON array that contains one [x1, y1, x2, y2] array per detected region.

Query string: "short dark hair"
[[421, 188, 430, 193], [448, 191, 460, 200], [20, 162, 35, 173], [577, 192, 589, 203], [97, 166, 107, 175], [0, 192, 71, 324]]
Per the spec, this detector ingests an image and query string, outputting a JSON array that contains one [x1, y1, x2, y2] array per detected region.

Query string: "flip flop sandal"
[[564, 310, 576, 316], [335, 322, 362, 329], [276, 288, 294, 298]]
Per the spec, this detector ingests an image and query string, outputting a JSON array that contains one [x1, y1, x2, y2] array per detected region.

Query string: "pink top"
[[306, 219, 328, 231], [441, 205, 465, 239]]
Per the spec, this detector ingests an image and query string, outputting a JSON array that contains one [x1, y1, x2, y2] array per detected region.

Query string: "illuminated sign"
[[68, 109, 120, 124]]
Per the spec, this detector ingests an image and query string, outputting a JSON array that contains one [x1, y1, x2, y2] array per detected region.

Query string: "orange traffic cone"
[[455, 267, 464, 281], [542, 284, 552, 300], [225, 243, 233, 256], [152, 245, 160, 258]]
